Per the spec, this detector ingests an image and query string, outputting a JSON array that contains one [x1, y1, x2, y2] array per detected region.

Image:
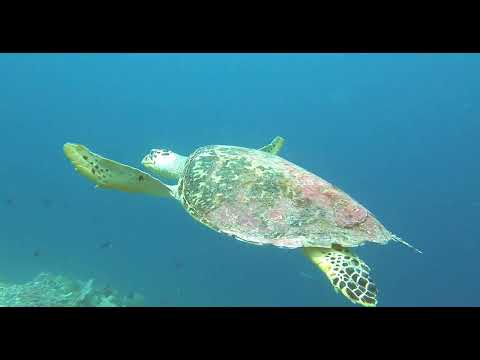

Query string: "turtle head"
[[141, 149, 187, 180]]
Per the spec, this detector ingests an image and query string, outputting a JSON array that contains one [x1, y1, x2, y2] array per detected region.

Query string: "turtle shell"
[[178, 145, 394, 249]]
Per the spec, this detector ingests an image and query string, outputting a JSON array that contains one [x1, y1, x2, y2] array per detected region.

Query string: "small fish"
[[299, 271, 315, 280], [99, 241, 113, 249], [5, 198, 14, 206], [33, 249, 41, 257], [102, 285, 114, 296]]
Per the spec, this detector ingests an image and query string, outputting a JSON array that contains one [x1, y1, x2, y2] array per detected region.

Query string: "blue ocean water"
[[0, 53, 478, 306]]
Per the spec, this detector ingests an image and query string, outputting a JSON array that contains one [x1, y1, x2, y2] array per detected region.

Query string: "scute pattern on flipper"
[[305, 247, 378, 307], [63, 143, 172, 197], [63, 143, 114, 187]]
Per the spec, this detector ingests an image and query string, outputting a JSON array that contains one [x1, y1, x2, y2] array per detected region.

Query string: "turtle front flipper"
[[304, 246, 378, 307], [259, 136, 284, 155], [64, 143, 175, 198]]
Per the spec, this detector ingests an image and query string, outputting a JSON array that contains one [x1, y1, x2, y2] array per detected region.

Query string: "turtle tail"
[[391, 234, 423, 254]]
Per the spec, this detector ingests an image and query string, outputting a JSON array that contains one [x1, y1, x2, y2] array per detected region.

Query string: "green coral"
[[0, 272, 145, 307]]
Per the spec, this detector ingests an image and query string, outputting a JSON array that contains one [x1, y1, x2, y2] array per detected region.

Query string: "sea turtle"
[[63, 136, 420, 307]]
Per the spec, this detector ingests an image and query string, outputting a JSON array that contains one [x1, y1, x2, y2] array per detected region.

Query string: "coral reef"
[[0, 272, 144, 307]]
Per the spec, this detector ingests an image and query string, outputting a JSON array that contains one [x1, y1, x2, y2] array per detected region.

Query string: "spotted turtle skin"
[[177, 145, 393, 249]]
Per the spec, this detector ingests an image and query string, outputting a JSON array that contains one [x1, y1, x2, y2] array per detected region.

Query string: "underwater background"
[[0, 53, 478, 306]]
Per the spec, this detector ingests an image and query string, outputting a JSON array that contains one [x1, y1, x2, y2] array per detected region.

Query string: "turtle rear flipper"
[[304, 247, 378, 307], [64, 143, 174, 198]]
